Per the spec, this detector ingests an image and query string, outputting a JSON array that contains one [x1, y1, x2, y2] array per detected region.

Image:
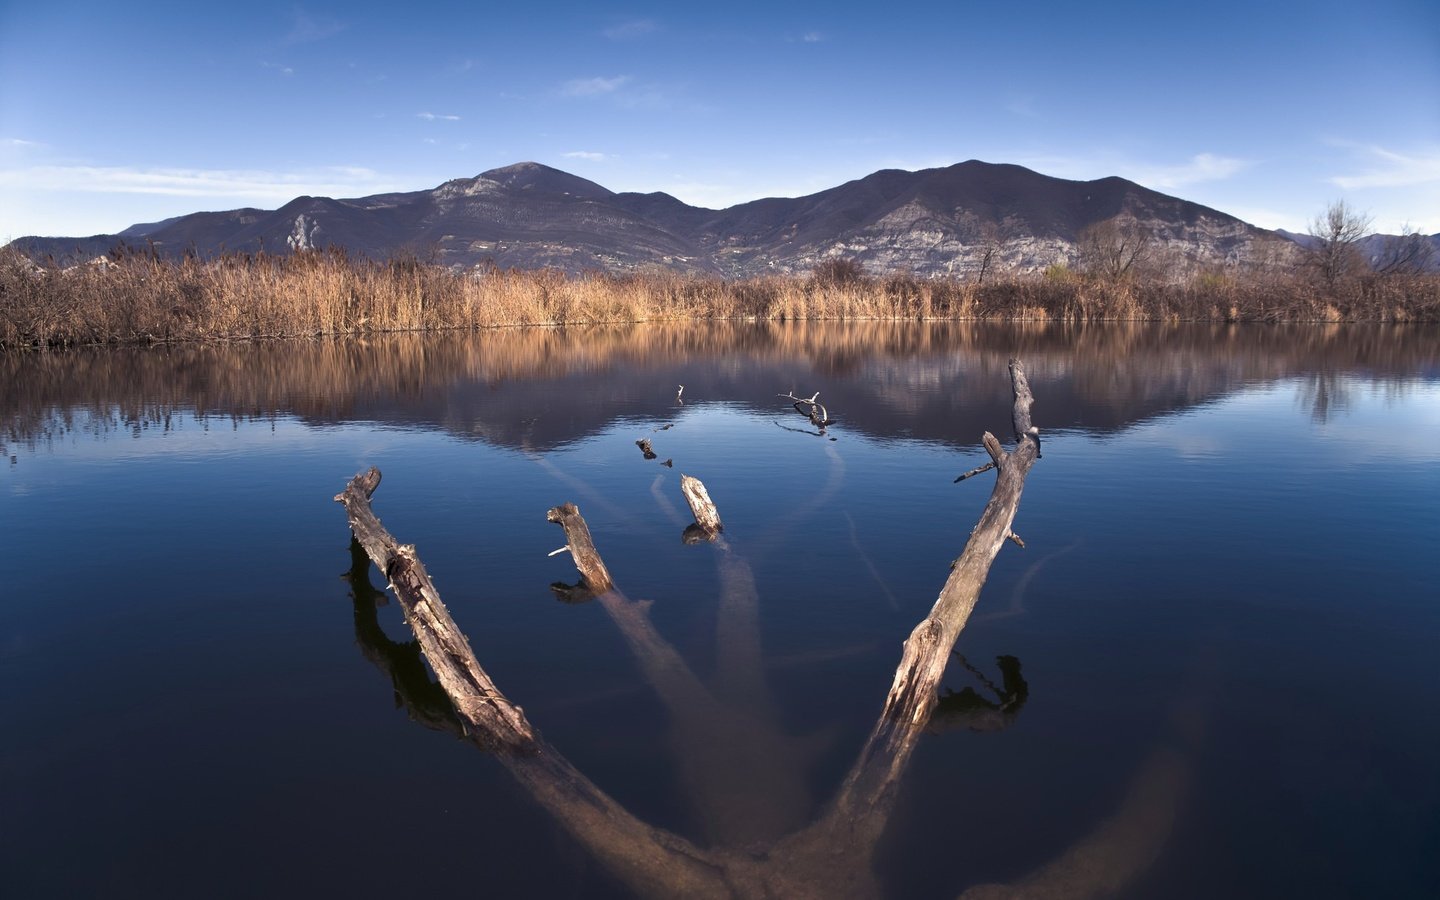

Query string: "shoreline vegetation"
[[3, 246, 1437, 350]]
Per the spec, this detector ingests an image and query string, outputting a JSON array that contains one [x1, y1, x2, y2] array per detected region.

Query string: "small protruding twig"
[[676, 384, 684, 404], [954, 461, 997, 483], [1005, 531, 1025, 549]]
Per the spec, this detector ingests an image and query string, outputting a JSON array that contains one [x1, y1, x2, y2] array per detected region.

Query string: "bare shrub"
[[811, 257, 867, 287], [1077, 219, 1153, 282]]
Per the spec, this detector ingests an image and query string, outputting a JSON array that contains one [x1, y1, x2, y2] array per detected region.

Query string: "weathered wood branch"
[[779, 390, 834, 429], [881, 358, 1041, 728], [680, 474, 723, 536], [954, 460, 997, 483], [335, 467, 536, 750], [546, 502, 615, 593], [750, 359, 1047, 875]]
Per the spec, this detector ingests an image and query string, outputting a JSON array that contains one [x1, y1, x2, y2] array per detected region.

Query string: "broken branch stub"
[[680, 474, 723, 536], [547, 502, 615, 593]]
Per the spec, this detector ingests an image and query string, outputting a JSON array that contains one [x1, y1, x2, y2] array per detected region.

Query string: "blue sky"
[[2, 0, 1437, 241]]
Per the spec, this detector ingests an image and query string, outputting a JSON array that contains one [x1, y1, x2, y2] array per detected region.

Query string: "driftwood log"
[[334, 468, 535, 751], [330, 360, 1190, 898]]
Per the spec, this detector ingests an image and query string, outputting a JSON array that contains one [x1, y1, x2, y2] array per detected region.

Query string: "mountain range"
[[9, 160, 1303, 277]]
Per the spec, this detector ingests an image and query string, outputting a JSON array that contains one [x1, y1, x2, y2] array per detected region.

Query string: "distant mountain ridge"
[[11, 160, 1293, 277]]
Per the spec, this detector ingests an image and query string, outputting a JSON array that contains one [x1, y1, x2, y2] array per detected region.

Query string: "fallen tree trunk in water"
[[331, 359, 1097, 898], [334, 467, 536, 751], [882, 358, 1042, 728]]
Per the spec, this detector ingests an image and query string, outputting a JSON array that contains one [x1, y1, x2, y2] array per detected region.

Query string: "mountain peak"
[[475, 161, 614, 199]]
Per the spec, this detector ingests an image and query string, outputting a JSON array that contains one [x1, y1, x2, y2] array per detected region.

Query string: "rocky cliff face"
[[10, 160, 1285, 277]]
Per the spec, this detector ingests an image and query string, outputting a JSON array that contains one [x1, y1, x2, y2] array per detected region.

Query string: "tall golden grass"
[[3, 246, 1437, 348]]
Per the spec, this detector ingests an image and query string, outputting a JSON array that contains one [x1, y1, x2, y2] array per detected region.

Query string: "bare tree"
[[1371, 225, 1436, 277], [974, 220, 1007, 284], [1307, 199, 1372, 287], [1077, 218, 1153, 281]]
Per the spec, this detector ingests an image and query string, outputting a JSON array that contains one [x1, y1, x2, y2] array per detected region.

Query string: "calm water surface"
[[3, 322, 1438, 898]]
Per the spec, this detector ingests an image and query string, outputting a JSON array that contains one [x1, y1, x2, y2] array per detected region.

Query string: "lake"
[[4, 321, 1438, 898]]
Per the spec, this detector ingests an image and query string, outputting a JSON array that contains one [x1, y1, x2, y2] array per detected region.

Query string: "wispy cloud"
[[801, 31, 825, 43], [260, 61, 294, 76], [561, 75, 630, 97], [3, 138, 42, 148], [661, 172, 837, 209], [603, 19, 657, 40], [0, 165, 406, 201], [1223, 205, 1309, 233], [416, 112, 461, 121], [448, 58, 478, 75], [1330, 145, 1440, 190], [1122, 153, 1251, 189], [560, 77, 692, 112], [1017, 152, 1250, 189], [562, 151, 610, 162], [1005, 93, 1039, 118], [284, 9, 345, 44]]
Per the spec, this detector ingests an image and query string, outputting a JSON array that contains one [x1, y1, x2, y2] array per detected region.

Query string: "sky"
[[1, 0, 1437, 241]]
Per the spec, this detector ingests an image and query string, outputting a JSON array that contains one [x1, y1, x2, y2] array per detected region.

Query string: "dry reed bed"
[[3, 247, 1438, 349]]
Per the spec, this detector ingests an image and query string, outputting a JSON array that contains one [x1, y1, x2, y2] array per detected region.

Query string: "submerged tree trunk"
[[329, 359, 1149, 899]]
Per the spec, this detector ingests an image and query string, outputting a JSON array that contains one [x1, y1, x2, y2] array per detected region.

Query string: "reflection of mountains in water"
[[5, 322, 1434, 449]]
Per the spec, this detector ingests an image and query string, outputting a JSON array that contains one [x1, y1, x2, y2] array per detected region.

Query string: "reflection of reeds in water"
[[3, 247, 1438, 348], [4, 320, 1436, 448]]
